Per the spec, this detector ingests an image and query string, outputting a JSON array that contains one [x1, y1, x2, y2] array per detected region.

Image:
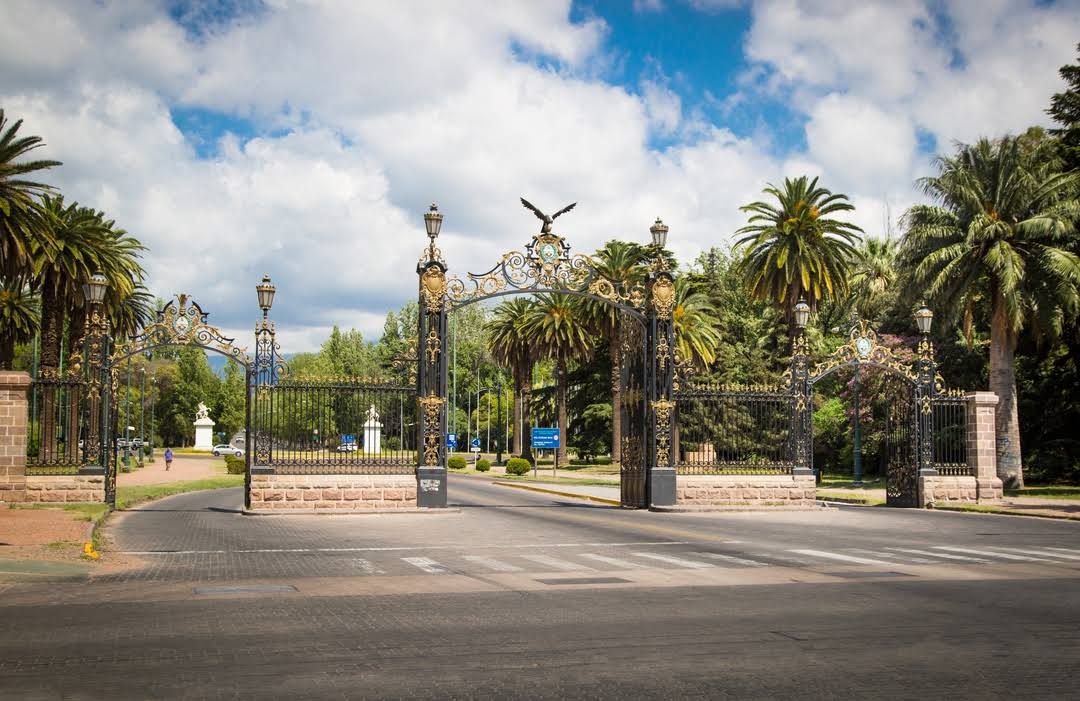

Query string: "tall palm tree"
[[849, 237, 898, 322], [0, 281, 38, 369], [0, 109, 61, 282], [899, 134, 1080, 488], [735, 175, 863, 332], [521, 293, 594, 463], [584, 240, 648, 463], [673, 277, 721, 370], [486, 298, 536, 460]]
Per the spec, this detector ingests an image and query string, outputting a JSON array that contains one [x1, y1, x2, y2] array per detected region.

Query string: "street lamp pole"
[[852, 363, 862, 486], [496, 376, 503, 465], [123, 360, 131, 468], [149, 375, 156, 462], [139, 368, 146, 467]]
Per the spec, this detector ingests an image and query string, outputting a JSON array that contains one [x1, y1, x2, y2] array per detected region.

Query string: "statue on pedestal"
[[363, 403, 383, 455], [193, 401, 216, 452]]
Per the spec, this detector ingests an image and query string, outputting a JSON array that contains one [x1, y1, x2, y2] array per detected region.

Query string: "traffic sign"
[[531, 427, 560, 449], [447, 433, 457, 450], [470, 437, 481, 453]]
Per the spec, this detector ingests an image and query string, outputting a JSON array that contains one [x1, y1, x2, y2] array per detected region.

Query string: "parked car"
[[335, 443, 358, 452], [213, 444, 243, 457]]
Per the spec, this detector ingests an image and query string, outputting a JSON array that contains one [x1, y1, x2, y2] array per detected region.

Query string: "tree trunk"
[[511, 363, 524, 457], [989, 293, 1023, 488], [556, 357, 568, 464], [0, 342, 14, 370], [38, 285, 63, 464], [521, 362, 533, 463], [609, 339, 621, 464]]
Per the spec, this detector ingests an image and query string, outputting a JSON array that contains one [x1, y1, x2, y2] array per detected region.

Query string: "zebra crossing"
[[374, 544, 1080, 577]]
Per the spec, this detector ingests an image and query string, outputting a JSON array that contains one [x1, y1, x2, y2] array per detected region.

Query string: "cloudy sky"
[[2, 0, 1078, 351]]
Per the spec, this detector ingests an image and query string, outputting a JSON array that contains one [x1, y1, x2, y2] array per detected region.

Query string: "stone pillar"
[[193, 415, 215, 451], [967, 391, 1003, 502], [0, 371, 31, 503]]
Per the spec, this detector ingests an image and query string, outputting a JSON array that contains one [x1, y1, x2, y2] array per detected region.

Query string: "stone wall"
[[25, 474, 105, 503], [919, 474, 978, 505], [0, 372, 30, 504], [249, 473, 418, 512], [676, 473, 817, 506], [967, 391, 1004, 502]]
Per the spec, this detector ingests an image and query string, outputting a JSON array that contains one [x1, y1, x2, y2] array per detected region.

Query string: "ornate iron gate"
[[883, 381, 919, 507], [619, 310, 647, 508]]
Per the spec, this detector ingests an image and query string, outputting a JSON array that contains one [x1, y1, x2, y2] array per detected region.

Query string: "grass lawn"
[[1004, 485, 1080, 500], [116, 475, 244, 510], [816, 490, 886, 506], [451, 467, 618, 487], [817, 475, 885, 490], [13, 502, 111, 522]]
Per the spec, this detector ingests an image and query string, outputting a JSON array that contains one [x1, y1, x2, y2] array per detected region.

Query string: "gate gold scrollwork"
[[425, 327, 441, 364], [808, 319, 916, 384], [420, 267, 447, 314], [419, 395, 445, 466], [656, 335, 670, 372], [650, 276, 675, 319], [651, 399, 676, 467], [114, 294, 252, 368]]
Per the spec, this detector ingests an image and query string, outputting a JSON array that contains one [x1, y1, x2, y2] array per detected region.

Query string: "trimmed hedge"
[[505, 457, 532, 476], [223, 454, 246, 474], [475, 459, 491, 472], [448, 455, 467, 470]]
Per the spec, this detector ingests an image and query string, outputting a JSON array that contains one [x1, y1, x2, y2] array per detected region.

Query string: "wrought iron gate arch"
[[82, 292, 282, 510], [413, 203, 676, 508]]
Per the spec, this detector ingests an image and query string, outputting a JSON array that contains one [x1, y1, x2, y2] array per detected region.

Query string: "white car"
[[212, 444, 243, 457]]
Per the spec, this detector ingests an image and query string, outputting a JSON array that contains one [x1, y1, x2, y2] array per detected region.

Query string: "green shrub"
[[223, 454, 246, 474], [384, 436, 401, 450], [505, 457, 531, 475], [475, 459, 491, 472], [448, 455, 467, 470]]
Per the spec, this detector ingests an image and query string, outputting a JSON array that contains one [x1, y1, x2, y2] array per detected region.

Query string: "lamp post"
[[253, 274, 277, 482], [123, 360, 131, 469], [149, 374, 156, 462], [138, 367, 146, 467], [914, 304, 935, 480], [791, 298, 814, 479], [80, 273, 111, 504]]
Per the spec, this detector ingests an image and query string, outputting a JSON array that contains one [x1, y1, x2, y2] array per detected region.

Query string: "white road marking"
[[519, 554, 591, 571], [631, 552, 712, 569], [886, 548, 989, 563], [578, 553, 646, 569], [849, 549, 936, 564], [993, 547, 1080, 561], [1043, 547, 1080, 555], [351, 558, 384, 575], [932, 546, 1049, 562], [692, 552, 768, 567], [789, 549, 895, 566], [463, 556, 522, 572], [402, 557, 449, 574]]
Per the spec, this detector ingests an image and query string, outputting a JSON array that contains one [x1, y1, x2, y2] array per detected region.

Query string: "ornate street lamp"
[[793, 298, 811, 330], [83, 271, 108, 306], [424, 203, 443, 242], [649, 217, 668, 248], [256, 274, 276, 319], [914, 304, 933, 335]]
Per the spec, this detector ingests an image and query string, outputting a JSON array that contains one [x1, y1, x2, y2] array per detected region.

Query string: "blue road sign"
[[470, 437, 482, 452], [341, 434, 356, 445], [531, 427, 560, 449], [447, 433, 457, 450]]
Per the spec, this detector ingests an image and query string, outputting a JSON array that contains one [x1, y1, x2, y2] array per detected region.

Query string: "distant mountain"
[[206, 352, 297, 378]]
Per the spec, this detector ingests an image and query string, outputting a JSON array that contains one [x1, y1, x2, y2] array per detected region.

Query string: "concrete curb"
[[651, 503, 828, 513], [931, 504, 1080, 522], [493, 481, 621, 506], [242, 507, 462, 516]]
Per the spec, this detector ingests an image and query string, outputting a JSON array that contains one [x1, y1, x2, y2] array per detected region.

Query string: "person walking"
[[164, 447, 174, 471]]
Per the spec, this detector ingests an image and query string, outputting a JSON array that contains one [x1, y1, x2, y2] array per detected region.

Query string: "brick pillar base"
[[0, 371, 31, 503], [967, 391, 1003, 503]]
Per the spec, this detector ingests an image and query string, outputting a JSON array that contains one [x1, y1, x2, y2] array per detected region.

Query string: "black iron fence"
[[255, 379, 417, 474], [26, 377, 86, 475], [673, 384, 795, 474], [929, 394, 968, 475]]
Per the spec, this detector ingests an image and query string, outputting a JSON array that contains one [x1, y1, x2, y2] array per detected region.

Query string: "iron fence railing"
[[26, 377, 86, 475], [255, 379, 417, 474], [930, 395, 969, 475], [673, 385, 795, 475]]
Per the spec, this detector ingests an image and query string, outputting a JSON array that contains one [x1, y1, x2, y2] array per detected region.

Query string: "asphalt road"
[[2, 474, 1079, 699]]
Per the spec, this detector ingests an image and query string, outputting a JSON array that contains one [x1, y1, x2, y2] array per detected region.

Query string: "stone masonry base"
[[24, 474, 106, 503], [919, 474, 999, 506], [249, 473, 418, 512], [676, 473, 817, 506]]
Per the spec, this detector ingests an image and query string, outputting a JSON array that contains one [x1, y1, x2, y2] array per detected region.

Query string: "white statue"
[[363, 403, 382, 454], [193, 402, 215, 451], [195, 402, 210, 420], [365, 404, 380, 423]]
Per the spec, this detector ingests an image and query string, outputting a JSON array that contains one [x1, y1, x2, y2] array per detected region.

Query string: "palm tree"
[[735, 175, 863, 332], [673, 277, 721, 370], [0, 109, 61, 282], [521, 293, 594, 463], [0, 281, 38, 369], [486, 298, 536, 460], [849, 237, 898, 322], [584, 240, 648, 463], [898, 134, 1080, 488]]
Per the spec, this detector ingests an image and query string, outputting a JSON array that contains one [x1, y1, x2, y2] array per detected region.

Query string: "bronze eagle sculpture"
[[520, 197, 577, 234]]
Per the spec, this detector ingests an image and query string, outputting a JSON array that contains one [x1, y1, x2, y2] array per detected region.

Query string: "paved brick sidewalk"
[[118, 453, 228, 486]]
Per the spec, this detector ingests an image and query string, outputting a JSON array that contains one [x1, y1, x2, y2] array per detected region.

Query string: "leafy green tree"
[[487, 298, 535, 459], [898, 134, 1080, 487], [213, 360, 247, 442], [735, 175, 863, 332], [0, 281, 38, 369], [849, 237, 898, 323], [673, 276, 721, 370], [1048, 42, 1080, 170]]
